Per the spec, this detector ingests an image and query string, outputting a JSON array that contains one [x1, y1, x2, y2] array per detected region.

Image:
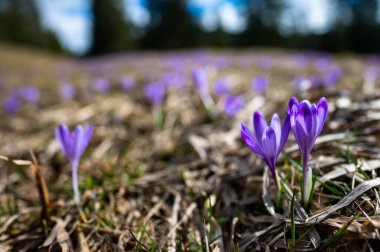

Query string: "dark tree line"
[[90, 0, 380, 55], [90, 0, 134, 54], [1, 0, 380, 55], [0, 0, 62, 52]]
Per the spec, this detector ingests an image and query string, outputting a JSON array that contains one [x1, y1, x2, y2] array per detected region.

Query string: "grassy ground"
[[0, 44, 380, 251]]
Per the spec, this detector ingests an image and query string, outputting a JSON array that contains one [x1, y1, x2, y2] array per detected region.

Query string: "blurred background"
[[0, 0, 379, 56]]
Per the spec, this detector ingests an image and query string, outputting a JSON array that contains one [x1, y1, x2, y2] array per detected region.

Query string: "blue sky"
[[36, 0, 333, 55]]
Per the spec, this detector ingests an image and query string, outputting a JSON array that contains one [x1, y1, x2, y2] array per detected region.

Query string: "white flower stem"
[[153, 105, 163, 128], [303, 160, 313, 207], [274, 170, 282, 199], [71, 160, 81, 207], [201, 94, 217, 117], [273, 169, 280, 191]]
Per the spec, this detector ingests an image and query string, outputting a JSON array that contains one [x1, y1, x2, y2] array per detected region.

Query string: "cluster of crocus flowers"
[[92, 77, 111, 93], [55, 123, 93, 209], [3, 86, 41, 116], [293, 67, 342, 92], [241, 96, 328, 207], [16, 86, 40, 103]]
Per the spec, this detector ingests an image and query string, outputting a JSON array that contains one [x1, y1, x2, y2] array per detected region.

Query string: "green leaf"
[[318, 180, 345, 197]]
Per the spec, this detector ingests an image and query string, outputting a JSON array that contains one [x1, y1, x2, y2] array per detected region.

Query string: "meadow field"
[[0, 44, 380, 251]]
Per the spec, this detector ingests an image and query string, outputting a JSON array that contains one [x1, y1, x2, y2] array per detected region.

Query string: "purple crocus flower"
[[224, 96, 244, 117], [322, 66, 342, 88], [144, 82, 165, 107], [293, 76, 310, 91], [17, 86, 40, 103], [213, 78, 230, 96], [144, 82, 166, 126], [92, 78, 111, 93], [55, 123, 93, 206], [364, 66, 378, 83], [60, 83, 76, 100], [192, 68, 216, 115], [252, 76, 268, 95], [293, 76, 322, 91], [121, 75, 135, 91], [363, 66, 378, 92], [288, 97, 328, 205], [4, 93, 20, 115], [192, 68, 209, 98], [241, 112, 290, 189]]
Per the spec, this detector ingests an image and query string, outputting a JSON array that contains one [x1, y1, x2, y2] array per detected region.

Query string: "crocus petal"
[[289, 105, 297, 129], [241, 123, 265, 158], [78, 124, 92, 158], [299, 101, 313, 135], [310, 104, 318, 138], [316, 97, 328, 134], [192, 69, 208, 97], [253, 111, 268, 140], [55, 127, 69, 157], [288, 97, 299, 115], [278, 114, 290, 156], [73, 125, 85, 162], [58, 124, 72, 157], [241, 123, 256, 147], [261, 126, 277, 170], [85, 125, 93, 148], [295, 110, 307, 135], [270, 113, 281, 150], [295, 120, 310, 159]]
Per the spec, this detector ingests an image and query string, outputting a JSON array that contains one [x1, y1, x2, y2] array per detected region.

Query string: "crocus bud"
[[55, 124, 93, 206], [288, 97, 328, 206], [224, 96, 244, 117]]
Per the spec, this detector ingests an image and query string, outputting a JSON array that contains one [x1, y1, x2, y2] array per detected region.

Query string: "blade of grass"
[[316, 212, 361, 251], [283, 154, 302, 173], [278, 168, 291, 206], [297, 224, 317, 241], [306, 168, 320, 210], [129, 229, 149, 251], [318, 180, 345, 197], [207, 196, 214, 242]]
